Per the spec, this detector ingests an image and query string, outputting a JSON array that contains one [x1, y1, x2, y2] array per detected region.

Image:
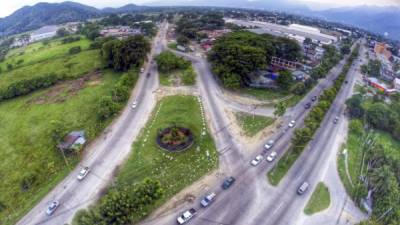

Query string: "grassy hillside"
[[0, 38, 100, 90]]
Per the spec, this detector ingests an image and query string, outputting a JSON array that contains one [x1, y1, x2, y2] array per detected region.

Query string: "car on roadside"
[[46, 201, 59, 216], [140, 67, 145, 73], [77, 167, 90, 181], [264, 140, 274, 150], [333, 116, 339, 124], [288, 120, 296, 128], [146, 72, 151, 78], [297, 182, 309, 195], [200, 192, 216, 207], [222, 176, 236, 190], [251, 155, 264, 166], [131, 101, 138, 109], [304, 103, 311, 109], [266, 151, 277, 162], [177, 208, 197, 224], [311, 96, 317, 101]]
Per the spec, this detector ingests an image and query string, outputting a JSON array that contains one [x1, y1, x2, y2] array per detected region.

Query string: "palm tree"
[[370, 165, 394, 193]]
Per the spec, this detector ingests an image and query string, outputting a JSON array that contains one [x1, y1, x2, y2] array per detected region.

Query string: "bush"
[[69, 46, 82, 55], [62, 36, 81, 44], [0, 73, 62, 101], [155, 51, 190, 73], [181, 67, 196, 85], [20, 173, 38, 192], [97, 96, 120, 121]]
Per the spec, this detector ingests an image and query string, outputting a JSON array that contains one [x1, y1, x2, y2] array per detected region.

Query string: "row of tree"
[[292, 45, 359, 154], [72, 178, 164, 225], [208, 31, 302, 88]]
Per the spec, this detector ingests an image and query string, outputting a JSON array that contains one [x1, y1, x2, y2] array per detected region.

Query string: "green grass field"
[[304, 182, 331, 215], [2, 37, 91, 69], [0, 70, 123, 225], [159, 66, 196, 86], [239, 87, 289, 101], [116, 95, 218, 218], [234, 112, 275, 136]]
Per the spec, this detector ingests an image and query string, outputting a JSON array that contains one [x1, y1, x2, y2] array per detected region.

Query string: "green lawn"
[[234, 112, 275, 136], [116, 95, 218, 218], [304, 182, 331, 215], [267, 149, 299, 186], [0, 70, 124, 225]]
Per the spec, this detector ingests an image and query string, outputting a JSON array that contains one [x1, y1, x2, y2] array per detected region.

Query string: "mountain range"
[[0, 1, 399, 41]]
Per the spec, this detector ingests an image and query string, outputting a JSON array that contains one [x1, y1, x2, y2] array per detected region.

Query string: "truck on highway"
[[177, 208, 197, 224]]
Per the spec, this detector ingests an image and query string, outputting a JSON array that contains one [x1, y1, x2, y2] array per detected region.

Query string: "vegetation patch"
[[304, 182, 331, 215], [0, 71, 122, 225], [234, 112, 275, 136], [156, 51, 196, 86]]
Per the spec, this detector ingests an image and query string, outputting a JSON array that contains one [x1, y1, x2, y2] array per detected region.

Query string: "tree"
[[101, 36, 150, 72], [155, 51, 190, 73], [56, 28, 69, 37], [97, 96, 119, 121], [346, 94, 365, 118], [274, 102, 287, 118], [49, 119, 68, 144], [177, 35, 190, 46], [277, 70, 293, 89]]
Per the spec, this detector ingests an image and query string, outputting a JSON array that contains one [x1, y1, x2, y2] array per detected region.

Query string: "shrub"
[[69, 46, 82, 55], [97, 96, 120, 121], [181, 67, 196, 85], [20, 173, 38, 192], [62, 36, 81, 44]]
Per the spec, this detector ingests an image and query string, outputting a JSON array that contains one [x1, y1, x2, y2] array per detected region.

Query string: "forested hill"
[[0, 2, 100, 36]]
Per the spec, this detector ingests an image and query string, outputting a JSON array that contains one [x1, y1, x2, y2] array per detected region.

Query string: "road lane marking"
[[272, 201, 285, 215]]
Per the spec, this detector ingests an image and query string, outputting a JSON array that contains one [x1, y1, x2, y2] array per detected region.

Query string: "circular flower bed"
[[156, 126, 194, 152]]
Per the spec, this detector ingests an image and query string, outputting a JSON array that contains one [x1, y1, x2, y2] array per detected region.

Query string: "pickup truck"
[[177, 208, 197, 224]]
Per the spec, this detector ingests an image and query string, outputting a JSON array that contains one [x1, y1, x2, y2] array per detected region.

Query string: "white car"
[[251, 155, 264, 166], [140, 67, 145, 73], [200, 192, 216, 207], [77, 167, 90, 181], [131, 101, 138, 109], [288, 120, 296, 128], [46, 201, 59, 216], [177, 208, 197, 224], [264, 140, 275, 150], [266, 151, 277, 162]]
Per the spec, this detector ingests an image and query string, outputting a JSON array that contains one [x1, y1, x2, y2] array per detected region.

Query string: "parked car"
[[140, 67, 145, 73], [177, 208, 197, 224], [297, 182, 309, 195], [311, 96, 317, 101], [288, 120, 296, 128], [251, 155, 264, 166], [46, 201, 59, 216], [333, 116, 339, 124], [266, 151, 277, 162], [200, 192, 217, 207], [131, 101, 138, 109], [264, 140, 274, 150], [77, 167, 90, 181], [222, 177, 236, 190]]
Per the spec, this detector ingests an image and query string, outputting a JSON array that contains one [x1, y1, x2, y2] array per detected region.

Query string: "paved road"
[[145, 35, 362, 225], [17, 22, 168, 225]]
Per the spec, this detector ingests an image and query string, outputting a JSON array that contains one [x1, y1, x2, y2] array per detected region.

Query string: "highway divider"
[[268, 44, 360, 186]]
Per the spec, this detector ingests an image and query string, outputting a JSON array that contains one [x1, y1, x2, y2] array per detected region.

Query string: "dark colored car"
[[311, 96, 317, 102], [304, 103, 311, 109], [146, 72, 151, 78], [222, 177, 236, 190]]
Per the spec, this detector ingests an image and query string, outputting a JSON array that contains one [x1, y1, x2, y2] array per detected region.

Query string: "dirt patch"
[[27, 70, 102, 105]]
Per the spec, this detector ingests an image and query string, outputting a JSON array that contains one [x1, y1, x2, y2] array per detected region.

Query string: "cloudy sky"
[[1, 0, 399, 17]]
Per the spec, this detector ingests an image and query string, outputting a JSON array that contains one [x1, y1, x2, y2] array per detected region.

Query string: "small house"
[[57, 131, 86, 151]]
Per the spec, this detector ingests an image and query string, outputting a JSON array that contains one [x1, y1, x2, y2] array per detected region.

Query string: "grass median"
[[304, 182, 331, 215], [116, 95, 218, 218]]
